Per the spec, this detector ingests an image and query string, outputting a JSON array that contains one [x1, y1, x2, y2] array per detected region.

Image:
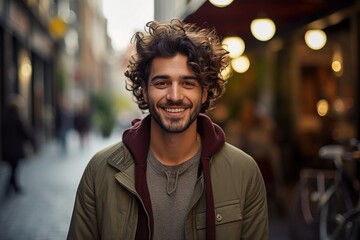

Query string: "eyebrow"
[[150, 74, 198, 81], [150, 75, 169, 81]]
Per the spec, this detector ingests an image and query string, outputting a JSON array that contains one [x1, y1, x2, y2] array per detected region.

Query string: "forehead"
[[150, 54, 193, 75]]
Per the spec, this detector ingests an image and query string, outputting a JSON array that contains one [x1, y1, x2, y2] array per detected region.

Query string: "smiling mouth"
[[164, 107, 185, 113]]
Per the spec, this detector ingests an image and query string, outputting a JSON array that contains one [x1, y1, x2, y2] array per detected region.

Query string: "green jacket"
[[68, 114, 268, 239], [67, 141, 268, 239]]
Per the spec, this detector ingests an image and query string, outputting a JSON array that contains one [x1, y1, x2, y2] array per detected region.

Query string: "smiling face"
[[143, 54, 208, 133]]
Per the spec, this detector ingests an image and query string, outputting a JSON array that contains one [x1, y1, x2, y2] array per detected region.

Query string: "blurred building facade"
[[0, 0, 113, 154], [154, 0, 205, 22], [0, 0, 57, 148]]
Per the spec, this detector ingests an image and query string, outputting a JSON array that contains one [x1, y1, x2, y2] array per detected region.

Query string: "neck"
[[149, 120, 201, 166]]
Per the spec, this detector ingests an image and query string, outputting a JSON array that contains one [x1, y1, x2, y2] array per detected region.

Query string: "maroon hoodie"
[[122, 113, 225, 240]]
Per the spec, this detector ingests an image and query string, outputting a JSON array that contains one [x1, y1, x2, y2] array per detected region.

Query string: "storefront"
[[185, 0, 360, 181], [0, 0, 57, 149]]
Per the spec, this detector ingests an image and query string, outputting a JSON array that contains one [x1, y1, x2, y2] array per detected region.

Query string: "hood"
[[122, 113, 225, 161], [122, 113, 224, 240]]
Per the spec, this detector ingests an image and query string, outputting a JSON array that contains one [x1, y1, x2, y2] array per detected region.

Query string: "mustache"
[[161, 100, 192, 108]]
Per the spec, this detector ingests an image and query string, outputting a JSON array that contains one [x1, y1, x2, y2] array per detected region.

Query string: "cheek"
[[145, 88, 166, 104]]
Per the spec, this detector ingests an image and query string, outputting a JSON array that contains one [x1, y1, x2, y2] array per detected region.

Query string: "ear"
[[201, 88, 208, 104], [142, 84, 148, 103]]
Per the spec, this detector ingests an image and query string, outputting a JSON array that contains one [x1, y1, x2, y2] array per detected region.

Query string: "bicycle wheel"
[[289, 174, 320, 240], [318, 184, 352, 240], [332, 203, 360, 240]]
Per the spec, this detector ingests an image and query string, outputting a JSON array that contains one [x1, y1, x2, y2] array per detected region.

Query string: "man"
[[67, 19, 268, 239]]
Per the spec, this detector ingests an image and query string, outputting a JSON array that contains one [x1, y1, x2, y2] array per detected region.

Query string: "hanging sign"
[[48, 16, 67, 39]]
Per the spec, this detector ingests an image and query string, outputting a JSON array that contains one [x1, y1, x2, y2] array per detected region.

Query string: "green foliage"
[[55, 63, 67, 93], [91, 92, 117, 138]]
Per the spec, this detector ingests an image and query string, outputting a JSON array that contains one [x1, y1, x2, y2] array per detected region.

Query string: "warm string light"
[[222, 37, 250, 73], [231, 56, 250, 73], [317, 99, 329, 116], [222, 36, 245, 58], [250, 18, 276, 41], [304, 30, 327, 50], [332, 46, 343, 76], [209, 0, 233, 7], [221, 16, 277, 74]]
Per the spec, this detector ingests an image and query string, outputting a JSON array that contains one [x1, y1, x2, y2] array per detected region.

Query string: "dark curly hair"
[[124, 19, 229, 113]]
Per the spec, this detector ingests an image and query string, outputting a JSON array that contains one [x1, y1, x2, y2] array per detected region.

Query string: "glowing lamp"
[[231, 55, 250, 73], [222, 36, 245, 58], [305, 30, 327, 50], [250, 18, 276, 41], [209, 0, 233, 7]]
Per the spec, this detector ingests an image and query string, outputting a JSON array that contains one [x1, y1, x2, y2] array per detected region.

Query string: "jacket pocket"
[[195, 199, 242, 229]]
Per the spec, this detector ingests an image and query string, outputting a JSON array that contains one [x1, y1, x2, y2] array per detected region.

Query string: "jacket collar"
[[122, 113, 225, 161]]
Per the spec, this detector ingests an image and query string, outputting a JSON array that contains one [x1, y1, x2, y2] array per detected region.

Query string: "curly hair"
[[124, 19, 229, 113]]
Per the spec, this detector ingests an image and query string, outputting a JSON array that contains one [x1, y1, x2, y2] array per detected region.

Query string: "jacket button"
[[216, 214, 223, 222]]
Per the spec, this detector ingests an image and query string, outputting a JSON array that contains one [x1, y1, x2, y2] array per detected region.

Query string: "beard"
[[148, 99, 201, 133]]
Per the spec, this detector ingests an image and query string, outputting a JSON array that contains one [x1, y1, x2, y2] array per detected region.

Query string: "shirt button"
[[216, 213, 223, 222]]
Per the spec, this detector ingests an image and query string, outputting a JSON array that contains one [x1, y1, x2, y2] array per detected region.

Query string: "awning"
[[184, 0, 357, 49]]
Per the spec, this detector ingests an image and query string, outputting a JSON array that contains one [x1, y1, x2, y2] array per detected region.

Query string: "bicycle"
[[289, 138, 360, 240], [317, 138, 360, 240], [289, 167, 336, 240]]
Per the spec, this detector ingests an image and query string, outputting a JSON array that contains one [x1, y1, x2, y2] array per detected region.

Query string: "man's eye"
[[152, 81, 167, 87], [182, 81, 196, 87]]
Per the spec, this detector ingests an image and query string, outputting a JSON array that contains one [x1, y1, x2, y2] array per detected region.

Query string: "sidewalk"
[[0, 129, 123, 240]]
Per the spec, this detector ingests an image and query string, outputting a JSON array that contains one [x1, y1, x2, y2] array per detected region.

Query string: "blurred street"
[[0, 129, 123, 240], [0, 129, 291, 240]]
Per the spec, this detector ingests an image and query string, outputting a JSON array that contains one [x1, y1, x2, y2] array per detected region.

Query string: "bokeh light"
[[305, 30, 327, 50], [317, 99, 329, 116], [209, 0, 234, 7], [231, 55, 250, 73], [222, 36, 245, 58], [250, 18, 276, 41]]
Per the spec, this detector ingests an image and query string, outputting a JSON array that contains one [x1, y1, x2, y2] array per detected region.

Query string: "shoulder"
[[211, 142, 262, 181], [92, 141, 126, 161], [213, 142, 257, 167], [85, 141, 133, 174]]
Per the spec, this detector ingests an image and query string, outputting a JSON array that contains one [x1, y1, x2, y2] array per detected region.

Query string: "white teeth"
[[165, 108, 184, 113]]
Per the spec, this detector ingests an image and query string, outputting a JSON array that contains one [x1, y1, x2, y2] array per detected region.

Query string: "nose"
[[166, 84, 183, 102]]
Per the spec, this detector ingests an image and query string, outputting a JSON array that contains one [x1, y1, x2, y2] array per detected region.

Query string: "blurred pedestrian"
[[1, 94, 34, 194], [237, 99, 284, 215], [73, 101, 90, 149], [68, 19, 268, 239], [55, 94, 71, 153]]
